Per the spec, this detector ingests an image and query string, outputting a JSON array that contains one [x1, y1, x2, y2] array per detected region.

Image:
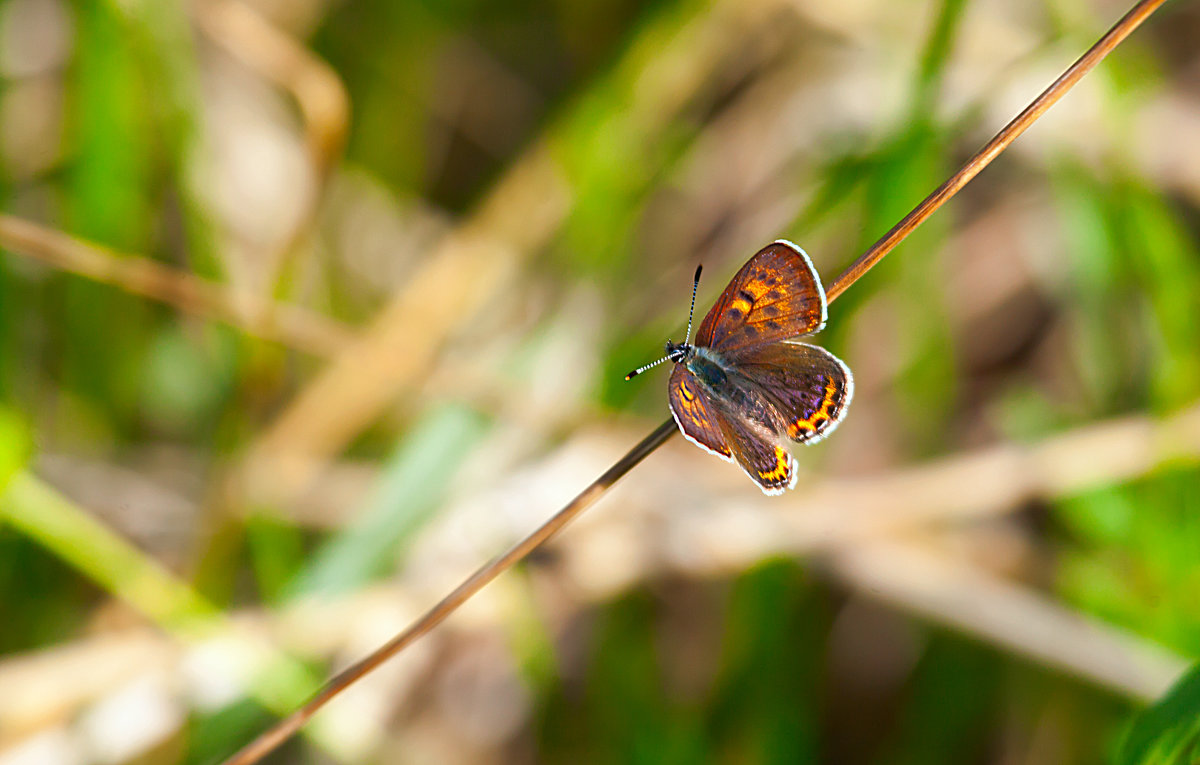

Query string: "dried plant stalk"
[[193, 0, 349, 269], [232, 0, 786, 511], [5, 398, 1199, 732], [826, 539, 1186, 702], [221, 1, 1168, 762], [0, 215, 354, 356]]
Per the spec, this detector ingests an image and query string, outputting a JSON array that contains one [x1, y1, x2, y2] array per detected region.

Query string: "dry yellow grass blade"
[[194, 0, 348, 179], [826, 538, 1186, 702], [5, 397, 1197, 748], [232, 0, 788, 510], [0, 215, 354, 356], [221, 1, 1170, 760], [193, 0, 350, 269]]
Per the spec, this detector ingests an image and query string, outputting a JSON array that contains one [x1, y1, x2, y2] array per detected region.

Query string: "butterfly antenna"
[[625, 264, 703, 381], [684, 264, 702, 344], [624, 355, 671, 380]]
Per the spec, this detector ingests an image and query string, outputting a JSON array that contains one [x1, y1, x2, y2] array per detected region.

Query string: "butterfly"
[[626, 240, 853, 495]]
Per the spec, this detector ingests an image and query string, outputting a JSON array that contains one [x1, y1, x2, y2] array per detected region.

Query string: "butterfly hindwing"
[[713, 412, 798, 495], [668, 364, 732, 461], [731, 341, 853, 444], [695, 240, 827, 354], [670, 363, 797, 494]]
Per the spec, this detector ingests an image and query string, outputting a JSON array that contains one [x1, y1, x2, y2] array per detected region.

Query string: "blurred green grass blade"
[[246, 512, 307, 604], [106, 0, 216, 276], [286, 404, 486, 597], [1050, 160, 1129, 412], [503, 571, 560, 690], [552, 0, 728, 278], [1056, 484, 1135, 547], [877, 634, 1001, 764], [586, 591, 708, 764], [1050, 162, 1200, 415], [113, 0, 217, 278], [69, 2, 155, 250], [911, 0, 969, 118], [312, 1, 442, 195], [0, 406, 32, 495], [877, 0, 970, 445], [708, 561, 823, 764], [0, 469, 350, 754], [861, 124, 957, 445], [63, 2, 158, 420], [1117, 185, 1200, 410], [1055, 465, 1200, 658], [0, 471, 215, 626], [61, 0, 213, 425], [186, 698, 278, 765], [804, 0, 968, 449], [1118, 662, 1200, 765]]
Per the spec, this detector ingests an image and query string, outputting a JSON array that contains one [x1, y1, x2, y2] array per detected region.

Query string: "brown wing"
[[695, 240, 827, 354], [714, 413, 798, 495], [668, 364, 732, 461], [732, 341, 853, 444], [671, 359, 814, 495]]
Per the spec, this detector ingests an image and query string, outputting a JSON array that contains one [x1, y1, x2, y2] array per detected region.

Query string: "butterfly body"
[[646, 240, 853, 495], [680, 346, 728, 389]]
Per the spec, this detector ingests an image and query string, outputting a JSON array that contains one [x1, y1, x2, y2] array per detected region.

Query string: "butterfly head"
[[665, 339, 691, 364]]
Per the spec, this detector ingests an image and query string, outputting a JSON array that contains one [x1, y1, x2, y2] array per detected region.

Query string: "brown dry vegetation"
[[1, 0, 1199, 763]]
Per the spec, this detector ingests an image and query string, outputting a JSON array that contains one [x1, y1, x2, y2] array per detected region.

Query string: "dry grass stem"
[[0, 214, 354, 356], [235, 150, 571, 506], [824, 0, 1168, 302], [826, 539, 1186, 701], [5, 537, 1186, 744], [232, 0, 787, 510], [222, 420, 676, 765], [601, 403, 1200, 588], [193, 0, 349, 264], [219, 2, 1168, 759], [7, 397, 1198, 741]]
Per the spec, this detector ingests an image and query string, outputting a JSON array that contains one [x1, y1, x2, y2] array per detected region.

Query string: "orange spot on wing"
[[788, 376, 842, 439], [757, 446, 792, 483], [680, 380, 696, 402]]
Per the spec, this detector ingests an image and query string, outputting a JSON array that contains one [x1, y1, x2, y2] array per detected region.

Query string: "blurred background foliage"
[[1, 0, 1199, 762]]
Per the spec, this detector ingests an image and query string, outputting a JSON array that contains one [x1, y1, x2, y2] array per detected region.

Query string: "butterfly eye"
[[665, 342, 690, 364]]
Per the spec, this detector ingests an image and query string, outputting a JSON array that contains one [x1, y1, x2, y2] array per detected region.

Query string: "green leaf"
[[284, 403, 486, 597], [0, 406, 32, 496], [1118, 663, 1200, 765]]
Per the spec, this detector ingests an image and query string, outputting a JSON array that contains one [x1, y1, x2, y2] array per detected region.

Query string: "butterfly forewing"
[[668, 364, 732, 461], [695, 241, 827, 354]]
